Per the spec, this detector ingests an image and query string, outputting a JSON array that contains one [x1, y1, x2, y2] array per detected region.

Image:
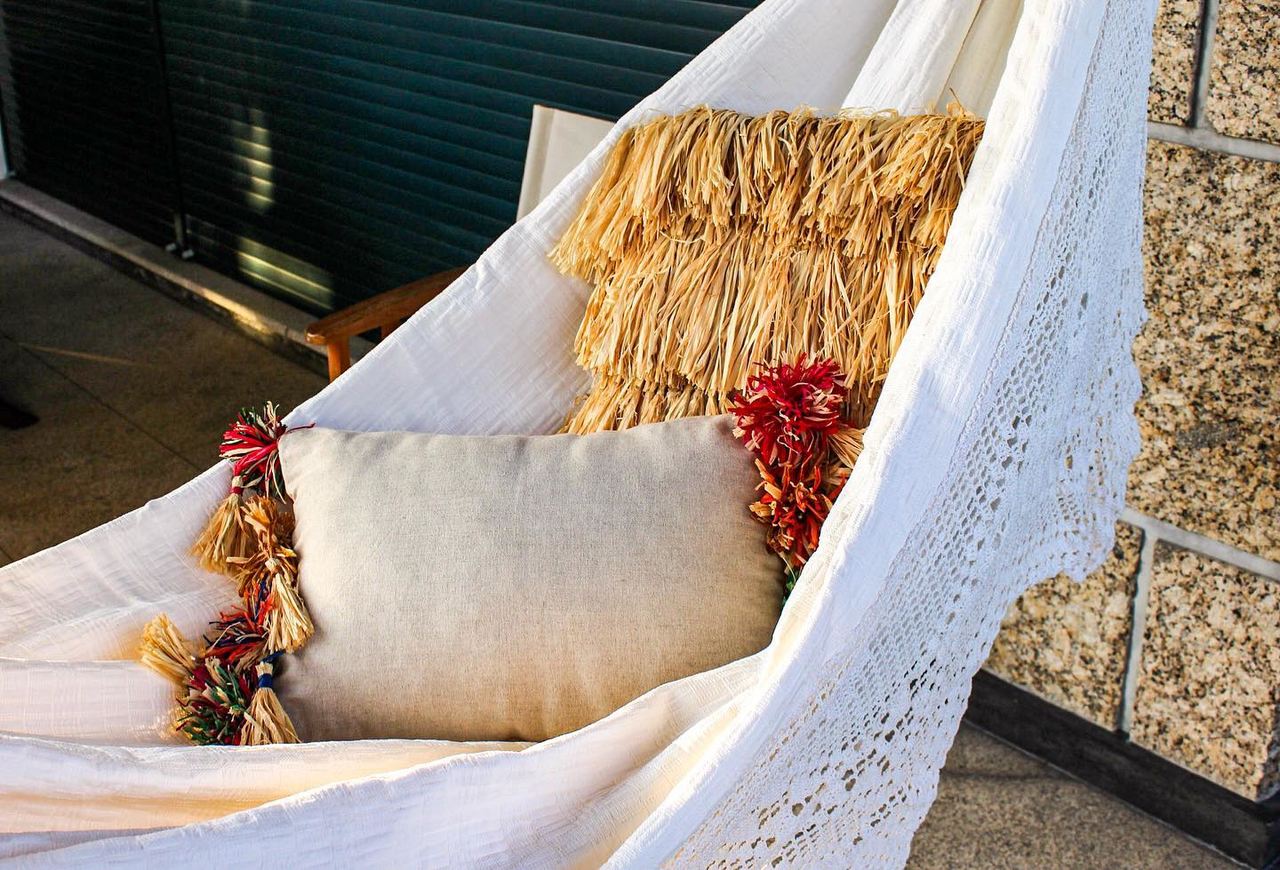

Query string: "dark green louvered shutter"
[[0, 0, 181, 246], [1, 1, 760, 312]]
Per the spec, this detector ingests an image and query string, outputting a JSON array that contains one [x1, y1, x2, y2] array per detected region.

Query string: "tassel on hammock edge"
[[241, 657, 299, 746], [265, 570, 314, 654], [139, 613, 196, 686], [190, 486, 253, 577]]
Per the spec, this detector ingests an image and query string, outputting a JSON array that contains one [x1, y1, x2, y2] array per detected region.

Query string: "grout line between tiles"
[[1189, 0, 1221, 129], [1147, 122, 1280, 163], [1121, 507, 1280, 581], [0, 326, 202, 474]]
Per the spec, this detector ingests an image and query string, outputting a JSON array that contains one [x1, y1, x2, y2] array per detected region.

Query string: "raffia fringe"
[[562, 373, 728, 434], [139, 614, 196, 686], [550, 105, 984, 435]]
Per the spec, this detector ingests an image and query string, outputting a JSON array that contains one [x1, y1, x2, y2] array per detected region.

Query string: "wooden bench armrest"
[[305, 266, 467, 380]]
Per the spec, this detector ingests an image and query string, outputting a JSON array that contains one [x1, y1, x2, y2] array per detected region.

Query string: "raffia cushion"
[[276, 416, 781, 742]]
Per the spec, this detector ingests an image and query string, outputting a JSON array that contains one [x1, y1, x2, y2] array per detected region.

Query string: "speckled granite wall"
[[1208, 0, 1280, 143], [982, 0, 1280, 802], [1133, 545, 1280, 800], [1148, 0, 1200, 123], [1135, 142, 1280, 561]]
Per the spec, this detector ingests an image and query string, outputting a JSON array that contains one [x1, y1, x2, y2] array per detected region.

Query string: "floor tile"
[[0, 211, 326, 467], [909, 727, 1235, 869], [0, 334, 196, 559]]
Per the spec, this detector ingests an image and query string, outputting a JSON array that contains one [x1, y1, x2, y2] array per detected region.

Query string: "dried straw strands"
[[551, 105, 984, 436]]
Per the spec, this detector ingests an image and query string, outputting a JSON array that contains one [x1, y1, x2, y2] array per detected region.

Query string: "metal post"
[[146, 0, 194, 259], [0, 91, 10, 180]]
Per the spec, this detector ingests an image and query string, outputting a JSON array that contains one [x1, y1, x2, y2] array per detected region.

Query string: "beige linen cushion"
[[276, 416, 781, 742]]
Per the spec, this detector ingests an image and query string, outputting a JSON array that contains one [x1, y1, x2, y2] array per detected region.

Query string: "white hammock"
[[0, 0, 1153, 864]]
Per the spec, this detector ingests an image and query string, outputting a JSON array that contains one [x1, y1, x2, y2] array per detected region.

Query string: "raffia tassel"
[[230, 496, 296, 598], [265, 571, 313, 653], [139, 613, 196, 686], [191, 485, 253, 576], [241, 657, 299, 746]]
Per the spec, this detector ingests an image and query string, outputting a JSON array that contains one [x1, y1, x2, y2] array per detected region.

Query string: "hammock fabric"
[[0, 0, 1153, 865]]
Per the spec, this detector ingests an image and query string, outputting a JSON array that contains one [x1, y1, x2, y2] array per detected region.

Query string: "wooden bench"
[[304, 266, 466, 380]]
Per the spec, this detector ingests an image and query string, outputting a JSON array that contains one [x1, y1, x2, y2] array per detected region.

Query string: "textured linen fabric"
[[0, 0, 1153, 865], [277, 417, 781, 742]]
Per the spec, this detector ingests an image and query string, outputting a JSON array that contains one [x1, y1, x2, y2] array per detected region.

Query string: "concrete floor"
[[0, 211, 1236, 867]]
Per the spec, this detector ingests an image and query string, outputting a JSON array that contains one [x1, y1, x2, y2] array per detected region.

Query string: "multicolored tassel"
[[145, 401, 314, 745], [220, 403, 290, 501], [203, 605, 267, 669], [230, 496, 313, 652], [191, 402, 303, 576], [177, 658, 256, 746]]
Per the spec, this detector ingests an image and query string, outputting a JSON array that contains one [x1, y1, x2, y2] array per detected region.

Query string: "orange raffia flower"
[[750, 460, 842, 568]]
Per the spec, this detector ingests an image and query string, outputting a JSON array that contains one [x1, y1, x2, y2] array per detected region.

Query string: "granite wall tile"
[[1207, 0, 1280, 143], [1133, 142, 1280, 561], [1149, 0, 1201, 123], [985, 524, 1141, 728], [1132, 544, 1280, 800]]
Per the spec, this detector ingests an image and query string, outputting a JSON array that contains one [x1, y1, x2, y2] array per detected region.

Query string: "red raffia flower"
[[730, 356, 852, 577], [729, 356, 847, 469], [750, 460, 841, 569]]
